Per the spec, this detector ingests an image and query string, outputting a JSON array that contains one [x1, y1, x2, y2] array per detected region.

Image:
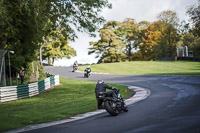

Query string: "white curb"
[[5, 86, 150, 133]]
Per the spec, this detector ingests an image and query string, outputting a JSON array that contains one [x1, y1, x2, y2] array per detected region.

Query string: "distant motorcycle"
[[72, 65, 78, 72], [97, 88, 128, 116], [84, 69, 91, 78]]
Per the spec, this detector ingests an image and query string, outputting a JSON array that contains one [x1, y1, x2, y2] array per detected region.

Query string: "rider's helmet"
[[98, 80, 104, 84], [88, 66, 90, 68]]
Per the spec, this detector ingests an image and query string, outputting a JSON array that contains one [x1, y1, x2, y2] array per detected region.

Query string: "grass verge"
[[0, 78, 132, 132], [79, 61, 200, 75]]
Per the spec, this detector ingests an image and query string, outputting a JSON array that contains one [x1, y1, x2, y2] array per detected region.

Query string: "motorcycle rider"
[[95, 80, 116, 109], [73, 61, 78, 72], [84, 66, 91, 76]]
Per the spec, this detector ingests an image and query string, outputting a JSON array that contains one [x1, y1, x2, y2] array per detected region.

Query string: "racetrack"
[[24, 67, 200, 133]]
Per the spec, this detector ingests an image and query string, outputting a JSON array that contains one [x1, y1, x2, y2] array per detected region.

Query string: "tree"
[[180, 32, 200, 57], [157, 10, 179, 26], [156, 10, 179, 58], [117, 18, 139, 61], [0, 0, 112, 70], [43, 29, 76, 65], [187, 0, 200, 37], [88, 21, 126, 63], [89, 19, 151, 62], [113, 18, 150, 61], [140, 21, 162, 60]]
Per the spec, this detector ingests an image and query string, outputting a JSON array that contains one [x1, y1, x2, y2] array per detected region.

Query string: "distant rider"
[[73, 61, 78, 72], [95, 80, 116, 109], [84, 66, 91, 74]]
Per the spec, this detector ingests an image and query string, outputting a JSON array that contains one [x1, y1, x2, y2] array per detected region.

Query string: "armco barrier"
[[0, 75, 60, 103]]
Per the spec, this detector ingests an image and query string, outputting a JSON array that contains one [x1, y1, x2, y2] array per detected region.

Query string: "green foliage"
[[184, 0, 200, 57], [89, 10, 181, 62], [22, 61, 46, 84], [89, 19, 151, 63], [43, 29, 76, 65], [156, 24, 178, 59], [118, 18, 146, 61], [0, 0, 112, 70], [187, 0, 200, 37], [180, 32, 200, 57], [155, 10, 179, 59], [176, 1, 200, 57], [89, 21, 126, 63]]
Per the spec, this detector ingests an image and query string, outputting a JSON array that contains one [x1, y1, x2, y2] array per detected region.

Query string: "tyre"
[[123, 106, 128, 112], [122, 102, 128, 112], [104, 100, 118, 116]]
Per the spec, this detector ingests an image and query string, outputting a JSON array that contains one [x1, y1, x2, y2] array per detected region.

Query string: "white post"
[[182, 47, 185, 57], [177, 48, 179, 57], [8, 52, 12, 86], [3, 55, 6, 86], [185, 46, 188, 57]]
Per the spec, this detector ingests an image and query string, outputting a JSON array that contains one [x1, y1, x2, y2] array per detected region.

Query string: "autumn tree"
[[140, 22, 162, 60]]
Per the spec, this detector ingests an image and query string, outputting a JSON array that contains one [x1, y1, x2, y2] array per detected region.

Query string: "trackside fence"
[[0, 75, 60, 103]]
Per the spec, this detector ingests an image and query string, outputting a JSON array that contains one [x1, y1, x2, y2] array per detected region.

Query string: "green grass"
[[0, 78, 132, 132], [79, 61, 200, 75]]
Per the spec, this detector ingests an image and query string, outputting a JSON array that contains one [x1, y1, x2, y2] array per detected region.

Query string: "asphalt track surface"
[[25, 67, 200, 133]]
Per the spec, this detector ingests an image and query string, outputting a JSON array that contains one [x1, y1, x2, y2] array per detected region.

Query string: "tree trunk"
[[52, 58, 55, 65], [48, 57, 51, 65]]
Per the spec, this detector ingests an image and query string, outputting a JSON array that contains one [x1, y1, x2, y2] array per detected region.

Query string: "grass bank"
[[0, 78, 132, 132], [79, 61, 200, 75]]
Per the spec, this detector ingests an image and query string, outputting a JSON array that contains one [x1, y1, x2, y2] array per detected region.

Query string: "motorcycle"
[[72, 65, 78, 72], [84, 70, 91, 78], [97, 88, 128, 116]]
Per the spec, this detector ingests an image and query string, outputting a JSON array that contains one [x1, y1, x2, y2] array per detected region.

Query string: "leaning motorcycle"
[[84, 70, 90, 78], [72, 65, 78, 72], [97, 88, 128, 116]]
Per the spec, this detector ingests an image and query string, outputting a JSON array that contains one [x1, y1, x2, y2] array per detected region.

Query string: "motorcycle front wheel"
[[123, 104, 128, 112], [104, 100, 118, 116]]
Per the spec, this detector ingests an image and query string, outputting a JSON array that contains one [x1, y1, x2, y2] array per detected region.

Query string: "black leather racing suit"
[[85, 68, 91, 73], [95, 82, 114, 109]]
